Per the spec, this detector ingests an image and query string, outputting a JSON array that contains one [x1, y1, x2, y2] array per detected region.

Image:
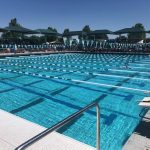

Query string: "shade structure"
[[50, 40, 63, 44], [1, 26, 62, 35], [63, 31, 86, 36], [88, 30, 113, 35], [34, 29, 59, 35], [4, 26, 35, 34], [114, 27, 146, 34], [147, 30, 150, 33], [0, 27, 7, 32]]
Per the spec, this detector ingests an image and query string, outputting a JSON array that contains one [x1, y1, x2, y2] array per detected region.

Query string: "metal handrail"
[[15, 102, 100, 150]]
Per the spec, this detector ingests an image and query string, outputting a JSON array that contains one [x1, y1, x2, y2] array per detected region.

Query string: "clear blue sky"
[[0, 0, 149, 33]]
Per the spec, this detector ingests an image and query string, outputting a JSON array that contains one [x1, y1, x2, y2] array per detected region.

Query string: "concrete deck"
[[0, 51, 149, 58], [0, 109, 96, 150], [123, 110, 150, 150], [0, 51, 79, 58]]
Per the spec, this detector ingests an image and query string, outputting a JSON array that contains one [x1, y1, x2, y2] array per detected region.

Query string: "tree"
[[45, 26, 58, 42], [2, 18, 22, 39], [95, 34, 108, 40], [128, 23, 146, 43], [63, 28, 70, 39], [47, 27, 57, 32], [9, 18, 21, 27], [144, 38, 150, 43], [115, 36, 127, 43], [82, 25, 91, 33], [82, 25, 91, 40], [63, 28, 69, 34], [28, 35, 40, 44]]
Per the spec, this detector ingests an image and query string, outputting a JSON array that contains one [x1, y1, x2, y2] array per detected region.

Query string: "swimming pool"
[[0, 53, 149, 150]]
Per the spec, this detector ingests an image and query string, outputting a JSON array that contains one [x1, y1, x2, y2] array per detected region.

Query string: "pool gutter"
[[0, 50, 150, 58]]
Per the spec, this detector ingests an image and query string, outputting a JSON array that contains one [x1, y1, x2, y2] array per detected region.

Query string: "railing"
[[15, 102, 100, 150]]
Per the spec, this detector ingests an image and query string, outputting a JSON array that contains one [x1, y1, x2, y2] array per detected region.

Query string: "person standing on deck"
[[14, 44, 17, 54]]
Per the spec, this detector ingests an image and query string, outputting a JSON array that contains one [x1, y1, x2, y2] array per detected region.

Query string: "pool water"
[[0, 53, 149, 150]]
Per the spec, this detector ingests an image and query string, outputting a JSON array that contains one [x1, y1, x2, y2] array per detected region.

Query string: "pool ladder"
[[15, 102, 100, 150]]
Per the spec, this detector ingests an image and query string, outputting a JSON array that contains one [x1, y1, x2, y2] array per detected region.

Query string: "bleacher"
[[0, 39, 65, 53], [64, 39, 150, 53], [0, 38, 150, 54]]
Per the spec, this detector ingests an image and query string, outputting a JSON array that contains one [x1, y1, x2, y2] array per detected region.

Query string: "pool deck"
[[0, 51, 77, 57], [123, 110, 150, 150], [0, 50, 150, 58], [0, 109, 96, 150]]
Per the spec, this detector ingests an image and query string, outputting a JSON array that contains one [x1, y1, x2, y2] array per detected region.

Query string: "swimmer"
[[124, 63, 131, 69]]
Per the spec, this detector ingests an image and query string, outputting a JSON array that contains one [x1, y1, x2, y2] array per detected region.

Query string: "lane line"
[[109, 69, 150, 75], [93, 73, 150, 81], [0, 67, 149, 93], [1, 62, 150, 82], [72, 80, 150, 93]]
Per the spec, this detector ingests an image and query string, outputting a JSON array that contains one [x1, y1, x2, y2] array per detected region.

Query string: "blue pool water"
[[0, 53, 149, 150]]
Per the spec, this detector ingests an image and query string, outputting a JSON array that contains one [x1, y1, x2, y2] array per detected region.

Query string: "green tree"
[[82, 25, 91, 39], [45, 26, 58, 42], [9, 18, 21, 27], [115, 36, 127, 43], [95, 34, 108, 40], [63, 28, 69, 34], [128, 23, 146, 43], [28, 35, 40, 44], [47, 27, 57, 32], [2, 18, 22, 39], [63, 28, 70, 39], [82, 25, 91, 33], [144, 38, 150, 43]]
